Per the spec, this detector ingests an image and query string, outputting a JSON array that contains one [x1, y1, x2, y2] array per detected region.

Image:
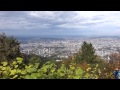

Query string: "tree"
[[0, 33, 21, 62], [23, 54, 40, 63], [73, 49, 82, 63], [79, 41, 97, 63], [109, 53, 120, 69]]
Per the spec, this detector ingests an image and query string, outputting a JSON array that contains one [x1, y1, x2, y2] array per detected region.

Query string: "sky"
[[0, 11, 120, 37]]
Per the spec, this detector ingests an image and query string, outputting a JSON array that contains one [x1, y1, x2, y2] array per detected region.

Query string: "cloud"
[[0, 11, 120, 36]]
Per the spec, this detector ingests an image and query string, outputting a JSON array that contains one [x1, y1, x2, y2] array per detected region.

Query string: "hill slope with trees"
[[0, 33, 118, 79]]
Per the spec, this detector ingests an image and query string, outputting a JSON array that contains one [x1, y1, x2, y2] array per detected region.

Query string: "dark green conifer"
[[79, 41, 97, 63], [0, 33, 21, 62]]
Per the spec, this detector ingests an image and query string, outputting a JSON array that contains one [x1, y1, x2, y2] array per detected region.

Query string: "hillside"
[[0, 33, 119, 79]]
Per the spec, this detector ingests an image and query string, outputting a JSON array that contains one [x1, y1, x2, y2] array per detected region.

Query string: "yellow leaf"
[[2, 71, 9, 75], [12, 61, 17, 65], [14, 65, 18, 68], [6, 66, 11, 71], [21, 70, 27, 75], [17, 69, 22, 73], [16, 57, 23, 64], [10, 70, 17, 75], [1, 67, 6, 70], [12, 75, 18, 79], [1, 62, 8, 66]]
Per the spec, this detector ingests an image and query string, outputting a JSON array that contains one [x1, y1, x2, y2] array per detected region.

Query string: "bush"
[[0, 33, 21, 62]]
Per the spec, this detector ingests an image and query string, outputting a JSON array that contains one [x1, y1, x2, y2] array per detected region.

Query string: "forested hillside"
[[0, 33, 119, 79]]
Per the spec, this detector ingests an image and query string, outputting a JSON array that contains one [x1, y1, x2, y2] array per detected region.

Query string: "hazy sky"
[[0, 11, 120, 37]]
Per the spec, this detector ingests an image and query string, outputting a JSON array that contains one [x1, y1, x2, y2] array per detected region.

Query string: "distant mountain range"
[[14, 35, 120, 41]]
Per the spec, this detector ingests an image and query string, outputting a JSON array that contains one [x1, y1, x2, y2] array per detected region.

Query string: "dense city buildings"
[[20, 37, 120, 61]]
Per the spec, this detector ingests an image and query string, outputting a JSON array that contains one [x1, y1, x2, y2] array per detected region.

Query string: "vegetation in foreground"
[[0, 33, 119, 79]]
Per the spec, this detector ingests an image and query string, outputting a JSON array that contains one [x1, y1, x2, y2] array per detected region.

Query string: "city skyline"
[[0, 11, 120, 37]]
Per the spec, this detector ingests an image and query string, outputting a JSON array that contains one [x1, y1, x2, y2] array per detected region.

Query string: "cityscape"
[[20, 37, 120, 61], [1, 11, 120, 79]]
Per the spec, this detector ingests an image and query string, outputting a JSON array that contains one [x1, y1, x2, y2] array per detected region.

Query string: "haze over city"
[[0, 11, 120, 37]]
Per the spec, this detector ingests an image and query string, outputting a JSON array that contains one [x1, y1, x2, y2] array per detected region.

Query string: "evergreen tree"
[[79, 41, 97, 63], [74, 49, 82, 63], [0, 33, 21, 62]]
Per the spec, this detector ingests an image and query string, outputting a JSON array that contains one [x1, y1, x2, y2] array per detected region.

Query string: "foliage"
[[0, 33, 116, 79], [109, 53, 120, 69], [0, 57, 115, 79], [0, 57, 39, 79], [0, 33, 21, 62], [80, 41, 97, 63], [23, 54, 41, 64]]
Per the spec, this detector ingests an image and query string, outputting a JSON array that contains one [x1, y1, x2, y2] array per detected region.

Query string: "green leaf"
[[68, 75, 73, 78], [1, 67, 6, 70], [12, 75, 18, 79], [24, 75, 31, 79], [21, 70, 27, 75], [12, 61, 17, 65], [26, 68, 37, 73], [10, 70, 17, 75], [41, 66, 49, 72], [34, 63, 39, 68], [25, 65, 28, 69], [59, 72, 65, 77], [1, 62, 8, 66], [14, 65, 18, 68], [16, 57, 23, 61], [84, 73, 90, 79], [51, 68, 56, 73], [30, 73, 38, 79], [16, 57, 23, 64], [17, 69, 22, 73], [75, 68, 83, 76], [74, 76, 80, 79], [6, 66, 11, 71], [69, 65, 75, 70], [2, 71, 9, 76]]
